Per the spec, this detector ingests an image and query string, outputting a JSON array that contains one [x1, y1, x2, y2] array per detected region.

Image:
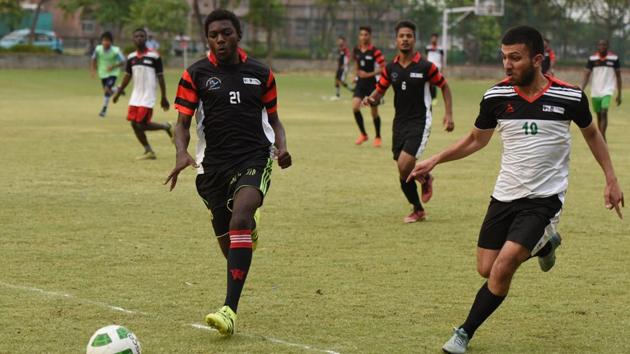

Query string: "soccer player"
[[581, 39, 622, 141], [91, 31, 125, 117], [165, 9, 292, 336], [407, 26, 624, 354], [363, 20, 454, 223], [541, 38, 556, 76], [425, 33, 445, 104], [352, 26, 386, 147], [112, 28, 173, 160], [334, 36, 351, 99]]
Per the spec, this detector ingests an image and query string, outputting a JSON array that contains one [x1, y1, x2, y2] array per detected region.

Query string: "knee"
[[477, 264, 491, 279], [489, 258, 517, 283], [229, 210, 254, 230]]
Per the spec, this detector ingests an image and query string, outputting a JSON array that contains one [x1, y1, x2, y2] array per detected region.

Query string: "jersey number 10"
[[229, 91, 241, 104], [522, 121, 538, 135]]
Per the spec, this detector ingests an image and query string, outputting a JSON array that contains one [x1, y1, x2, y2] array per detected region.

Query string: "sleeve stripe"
[[266, 105, 278, 114], [174, 104, 195, 116], [433, 77, 446, 88], [175, 97, 197, 110], [182, 69, 196, 88], [176, 86, 198, 103], [178, 78, 194, 90], [264, 98, 277, 109]]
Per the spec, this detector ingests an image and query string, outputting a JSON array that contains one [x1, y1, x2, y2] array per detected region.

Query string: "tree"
[[127, 0, 189, 35], [247, 0, 285, 65], [58, 0, 133, 39], [0, 0, 25, 32], [28, 0, 49, 45]]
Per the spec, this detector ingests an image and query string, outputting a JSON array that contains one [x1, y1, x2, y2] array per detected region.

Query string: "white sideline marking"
[[190, 323, 340, 354], [0, 281, 145, 315], [0, 280, 341, 353]]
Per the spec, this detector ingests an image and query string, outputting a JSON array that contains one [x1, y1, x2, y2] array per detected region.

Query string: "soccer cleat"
[[432, 98, 438, 106], [205, 305, 237, 336], [136, 151, 156, 160], [421, 174, 434, 203], [442, 327, 470, 354], [355, 134, 368, 145], [166, 122, 175, 144], [404, 209, 426, 223], [373, 137, 382, 148], [538, 232, 562, 272], [98, 107, 107, 117]]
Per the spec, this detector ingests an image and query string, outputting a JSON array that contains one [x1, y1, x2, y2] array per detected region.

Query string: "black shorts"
[[101, 76, 117, 89], [478, 195, 563, 254], [353, 78, 378, 101], [335, 67, 347, 81], [195, 158, 273, 237], [392, 123, 429, 160]]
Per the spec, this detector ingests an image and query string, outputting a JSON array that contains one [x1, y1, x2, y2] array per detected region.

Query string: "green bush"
[[0, 45, 55, 54]]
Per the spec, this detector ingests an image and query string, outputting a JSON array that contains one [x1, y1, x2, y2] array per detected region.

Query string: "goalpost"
[[441, 0, 505, 68]]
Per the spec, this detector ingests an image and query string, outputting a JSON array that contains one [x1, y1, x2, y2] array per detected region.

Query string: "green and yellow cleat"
[[205, 305, 237, 336]]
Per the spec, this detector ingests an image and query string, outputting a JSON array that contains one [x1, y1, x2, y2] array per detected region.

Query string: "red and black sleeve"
[[376, 65, 391, 94], [262, 70, 278, 114], [374, 48, 385, 67], [427, 63, 447, 88], [174, 69, 198, 116]]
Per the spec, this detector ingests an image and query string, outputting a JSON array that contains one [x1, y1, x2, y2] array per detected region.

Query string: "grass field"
[[0, 68, 628, 354]]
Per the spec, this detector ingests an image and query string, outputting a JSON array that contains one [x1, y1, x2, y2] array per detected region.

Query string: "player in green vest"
[[91, 32, 125, 117]]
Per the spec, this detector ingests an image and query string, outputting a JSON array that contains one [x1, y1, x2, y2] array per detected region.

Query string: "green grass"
[[0, 69, 628, 353]]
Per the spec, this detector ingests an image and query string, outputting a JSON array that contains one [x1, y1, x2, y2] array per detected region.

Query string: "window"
[[81, 20, 95, 34]]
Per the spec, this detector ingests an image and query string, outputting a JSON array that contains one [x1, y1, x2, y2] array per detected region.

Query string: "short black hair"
[[431, 33, 438, 38], [338, 35, 345, 41], [395, 20, 416, 36], [204, 9, 242, 38], [133, 27, 147, 35], [359, 26, 371, 34], [100, 31, 113, 42], [501, 25, 544, 57]]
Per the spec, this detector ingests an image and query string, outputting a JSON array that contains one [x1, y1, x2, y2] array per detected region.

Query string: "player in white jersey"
[[425, 33, 444, 104], [408, 26, 624, 354], [580, 39, 622, 141], [113, 28, 173, 160]]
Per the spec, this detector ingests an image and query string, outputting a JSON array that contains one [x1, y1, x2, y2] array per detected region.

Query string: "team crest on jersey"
[[243, 77, 261, 85], [391, 72, 398, 80], [542, 105, 565, 114], [206, 77, 221, 90], [410, 72, 424, 78]]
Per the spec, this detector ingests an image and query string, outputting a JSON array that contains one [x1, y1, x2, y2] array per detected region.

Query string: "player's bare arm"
[[165, 113, 197, 190], [157, 74, 170, 111], [580, 68, 592, 90], [580, 122, 624, 218], [267, 112, 292, 169], [615, 69, 622, 106], [441, 83, 455, 131], [407, 127, 494, 182], [112, 73, 131, 103], [90, 57, 97, 78]]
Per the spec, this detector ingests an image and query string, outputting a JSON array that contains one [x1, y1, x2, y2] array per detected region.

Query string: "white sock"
[[103, 95, 110, 108]]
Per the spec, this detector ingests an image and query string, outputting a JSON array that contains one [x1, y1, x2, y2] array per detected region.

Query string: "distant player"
[[408, 26, 624, 354], [91, 31, 125, 117], [334, 36, 351, 98], [112, 28, 173, 160], [581, 39, 622, 141], [425, 33, 445, 104], [352, 26, 385, 147], [541, 38, 556, 75], [363, 20, 453, 223], [165, 9, 292, 336]]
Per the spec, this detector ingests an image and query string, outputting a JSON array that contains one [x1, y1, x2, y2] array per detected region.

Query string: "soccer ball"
[[86, 325, 141, 354]]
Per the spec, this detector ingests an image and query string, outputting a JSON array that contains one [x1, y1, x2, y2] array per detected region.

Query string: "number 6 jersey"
[[174, 48, 277, 174], [474, 76, 592, 202]]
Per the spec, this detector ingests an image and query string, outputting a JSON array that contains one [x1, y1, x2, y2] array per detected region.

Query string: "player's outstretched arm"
[[615, 69, 622, 106], [112, 73, 131, 103], [580, 122, 624, 218], [268, 112, 292, 169], [165, 113, 198, 191], [441, 83, 454, 132], [407, 127, 493, 182]]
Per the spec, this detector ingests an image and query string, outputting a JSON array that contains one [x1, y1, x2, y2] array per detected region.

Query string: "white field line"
[[0, 280, 341, 354], [190, 323, 340, 354]]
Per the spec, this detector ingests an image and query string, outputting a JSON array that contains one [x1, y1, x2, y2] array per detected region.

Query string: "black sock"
[[460, 282, 506, 339], [400, 179, 422, 211], [354, 111, 367, 135], [224, 229, 253, 312], [374, 116, 381, 138]]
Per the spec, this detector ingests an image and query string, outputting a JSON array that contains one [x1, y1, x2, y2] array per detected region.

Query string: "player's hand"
[[407, 157, 438, 183], [443, 113, 454, 132], [616, 95, 622, 106], [276, 149, 292, 169], [361, 96, 375, 107], [605, 179, 624, 219], [164, 151, 198, 191], [161, 97, 170, 111], [112, 92, 120, 104], [357, 70, 369, 79]]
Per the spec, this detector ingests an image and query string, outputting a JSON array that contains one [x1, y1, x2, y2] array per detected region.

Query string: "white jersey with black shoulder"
[[125, 49, 163, 108], [475, 76, 593, 202]]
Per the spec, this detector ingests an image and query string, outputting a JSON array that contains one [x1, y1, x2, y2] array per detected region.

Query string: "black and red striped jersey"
[[337, 46, 350, 69], [174, 48, 277, 173], [353, 44, 385, 74], [376, 52, 446, 128]]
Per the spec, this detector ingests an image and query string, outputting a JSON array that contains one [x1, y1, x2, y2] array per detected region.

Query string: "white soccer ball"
[[86, 325, 142, 354]]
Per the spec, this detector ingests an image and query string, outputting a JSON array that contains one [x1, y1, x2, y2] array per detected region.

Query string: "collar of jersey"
[[208, 48, 248, 66], [135, 48, 151, 58], [511, 74, 554, 103], [393, 51, 421, 64], [357, 44, 374, 52]]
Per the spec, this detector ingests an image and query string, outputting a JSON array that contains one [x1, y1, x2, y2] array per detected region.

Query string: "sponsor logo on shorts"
[[206, 77, 221, 90], [542, 105, 565, 114], [410, 72, 424, 78], [243, 77, 261, 85]]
